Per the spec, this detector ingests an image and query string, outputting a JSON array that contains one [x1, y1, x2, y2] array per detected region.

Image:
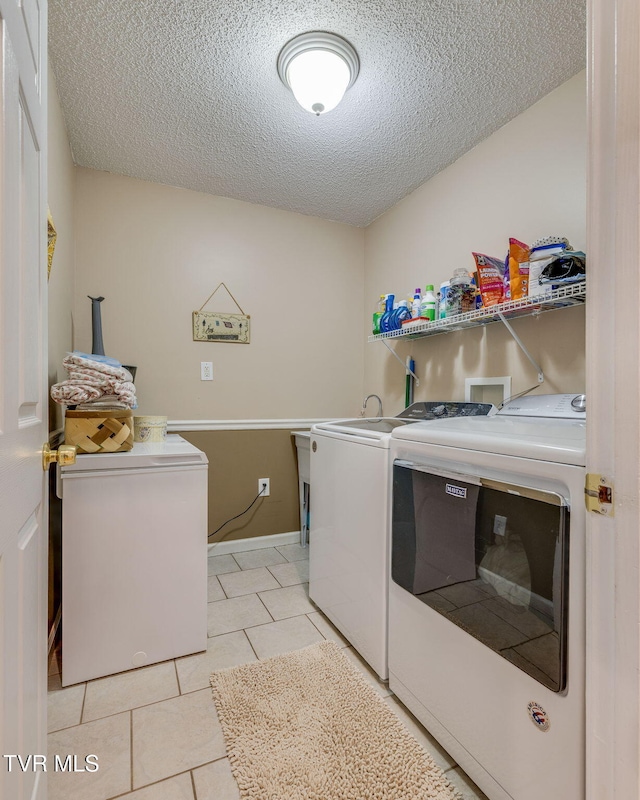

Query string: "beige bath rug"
[[210, 640, 461, 799]]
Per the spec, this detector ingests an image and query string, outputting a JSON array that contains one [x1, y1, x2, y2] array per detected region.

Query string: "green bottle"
[[372, 294, 386, 335], [420, 285, 437, 321]]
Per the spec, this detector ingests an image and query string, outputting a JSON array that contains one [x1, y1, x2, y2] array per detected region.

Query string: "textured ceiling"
[[49, 0, 585, 227]]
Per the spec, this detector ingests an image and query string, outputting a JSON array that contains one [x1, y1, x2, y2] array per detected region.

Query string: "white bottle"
[[438, 281, 450, 319], [420, 285, 437, 321], [411, 288, 422, 318]]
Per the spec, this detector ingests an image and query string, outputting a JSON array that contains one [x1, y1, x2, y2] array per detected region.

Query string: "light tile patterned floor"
[[47, 544, 489, 800]]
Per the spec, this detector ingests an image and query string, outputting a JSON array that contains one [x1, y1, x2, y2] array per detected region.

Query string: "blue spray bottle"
[[379, 294, 395, 333]]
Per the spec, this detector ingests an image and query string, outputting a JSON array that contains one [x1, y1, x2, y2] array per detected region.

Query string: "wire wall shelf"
[[367, 281, 586, 343]]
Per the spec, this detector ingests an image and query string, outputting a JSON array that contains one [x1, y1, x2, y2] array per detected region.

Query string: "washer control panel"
[[396, 401, 495, 420], [499, 393, 586, 418]]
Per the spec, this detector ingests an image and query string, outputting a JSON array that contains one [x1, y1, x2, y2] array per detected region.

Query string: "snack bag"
[[472, 252, 505, 307], [503, 248, 511, 301], [507, 238, 530, 300]]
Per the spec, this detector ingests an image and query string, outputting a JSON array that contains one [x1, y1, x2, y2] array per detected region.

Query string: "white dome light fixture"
[[277, 31, 360, 116]]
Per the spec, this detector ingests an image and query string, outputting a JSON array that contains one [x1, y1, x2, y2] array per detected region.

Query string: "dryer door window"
[[391, 461, 569, 692]]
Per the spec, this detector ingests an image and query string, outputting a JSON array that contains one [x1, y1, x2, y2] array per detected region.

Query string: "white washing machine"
[[309, 401, 494, 680], [388, 394, 586, 800]]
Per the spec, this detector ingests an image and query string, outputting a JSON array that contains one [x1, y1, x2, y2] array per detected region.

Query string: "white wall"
[[47, 64, 76, 431], [72, 169, 365, 420], [364, 71, 586, 413]]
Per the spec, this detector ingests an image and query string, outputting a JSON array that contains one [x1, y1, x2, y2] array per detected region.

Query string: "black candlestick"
[[88, 295, 105, 356]]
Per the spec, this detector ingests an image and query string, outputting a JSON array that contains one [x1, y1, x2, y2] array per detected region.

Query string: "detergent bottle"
[[438, 281, 450, 319], [394, 300, 412, 330], [411, 288, 422, 318], [379, 294, 395, 333], [420, 285, 437, 321], [372, 294, 386, 335]]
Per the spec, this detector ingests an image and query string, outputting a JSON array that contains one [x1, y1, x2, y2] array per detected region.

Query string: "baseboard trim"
[[208, 530, 302, 555]]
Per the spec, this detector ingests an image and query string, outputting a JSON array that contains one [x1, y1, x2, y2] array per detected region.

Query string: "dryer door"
[[391, 460, 569, 692]]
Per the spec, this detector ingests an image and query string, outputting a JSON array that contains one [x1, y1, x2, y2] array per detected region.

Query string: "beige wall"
[[47, 64, 76, 432], [180, 429, 301, 542], [364, 71, 587, 414], [73, 170, 365, 421]]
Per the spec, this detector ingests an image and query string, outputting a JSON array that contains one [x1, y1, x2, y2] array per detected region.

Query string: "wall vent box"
[[465, 377, 511, 406]]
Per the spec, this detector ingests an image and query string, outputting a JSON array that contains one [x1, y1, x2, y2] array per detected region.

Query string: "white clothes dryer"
[[388, 394, 586, 800], [309, 401, 494, 680]]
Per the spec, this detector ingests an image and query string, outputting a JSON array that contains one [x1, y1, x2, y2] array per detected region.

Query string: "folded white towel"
[[63, 353, 132, 382], [51, 383, 102, 405], [51, 353, 138, 409], [75, 397, 131, 411]]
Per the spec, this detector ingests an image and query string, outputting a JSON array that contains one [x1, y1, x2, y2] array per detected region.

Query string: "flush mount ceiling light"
[[277, 31, 360, 116]]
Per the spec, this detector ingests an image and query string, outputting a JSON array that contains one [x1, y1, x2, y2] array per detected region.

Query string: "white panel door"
[[0, 1, 48, 799], [586, 0, 640, 797]]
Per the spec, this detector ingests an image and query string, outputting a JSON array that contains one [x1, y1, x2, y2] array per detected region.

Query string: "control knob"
[[571, 394, 586, 412]]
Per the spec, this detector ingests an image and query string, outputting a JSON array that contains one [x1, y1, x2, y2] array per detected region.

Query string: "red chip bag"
[[472, 252, 505, 307]]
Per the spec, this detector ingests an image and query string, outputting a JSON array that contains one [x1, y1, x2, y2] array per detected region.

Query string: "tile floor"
[[47, 543, 488, 800]]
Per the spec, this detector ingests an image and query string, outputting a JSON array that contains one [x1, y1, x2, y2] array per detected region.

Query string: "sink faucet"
[[361, 394, 383, 418]]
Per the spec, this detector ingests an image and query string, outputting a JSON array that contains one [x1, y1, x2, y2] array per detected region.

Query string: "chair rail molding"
[[168, 418, 329, 432]]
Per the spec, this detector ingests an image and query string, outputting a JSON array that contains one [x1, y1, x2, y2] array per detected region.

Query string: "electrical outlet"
[[258, 478, 270, 497], [493, 514, 507, 537], [200, 362, 213, 381]]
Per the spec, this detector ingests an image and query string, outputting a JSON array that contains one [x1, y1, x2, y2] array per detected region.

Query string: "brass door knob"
[[42, 443, 77, 471]]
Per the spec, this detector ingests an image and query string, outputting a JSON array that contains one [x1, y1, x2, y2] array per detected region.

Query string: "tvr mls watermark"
[[3, 754, 99, 772]]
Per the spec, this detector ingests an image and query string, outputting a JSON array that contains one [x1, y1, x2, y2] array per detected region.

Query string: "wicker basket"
[[65, 409, 134, 454]]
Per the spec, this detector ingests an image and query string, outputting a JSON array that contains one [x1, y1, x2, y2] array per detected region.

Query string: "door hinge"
[[585, 474, 614, 516]]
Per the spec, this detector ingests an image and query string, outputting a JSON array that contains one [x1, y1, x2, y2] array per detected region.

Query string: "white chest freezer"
[[57, 435, 208, 686]]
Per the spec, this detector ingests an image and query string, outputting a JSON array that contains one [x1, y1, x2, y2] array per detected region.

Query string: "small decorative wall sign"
[[193, 282, 250, 344]]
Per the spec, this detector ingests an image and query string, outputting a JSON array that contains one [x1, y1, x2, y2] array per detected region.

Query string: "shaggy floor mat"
[[210, 640, 461, 799]]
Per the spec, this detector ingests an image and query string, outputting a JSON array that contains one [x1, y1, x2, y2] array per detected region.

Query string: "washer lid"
[[391, 415, 586, 466], [313, 417, 414, 436]]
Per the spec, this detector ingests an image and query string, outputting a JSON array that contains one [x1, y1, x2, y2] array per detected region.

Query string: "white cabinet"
[[58, 436, 208, 685]]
